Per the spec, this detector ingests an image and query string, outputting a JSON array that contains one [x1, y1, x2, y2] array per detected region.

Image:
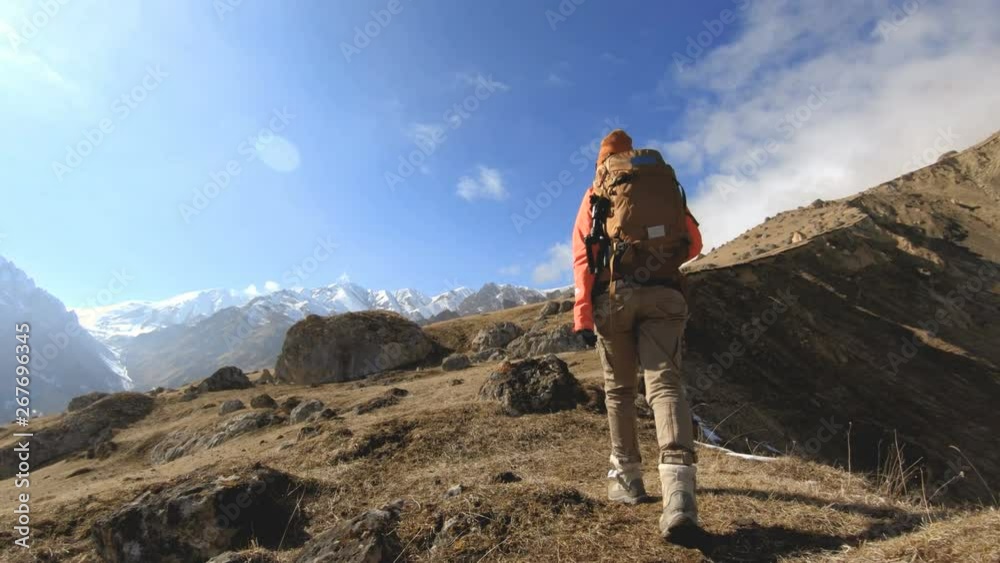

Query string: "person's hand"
[[577, 329, 598, 348]]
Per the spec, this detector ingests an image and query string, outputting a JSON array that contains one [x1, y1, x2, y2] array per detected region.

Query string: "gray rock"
[[559, 300, 574, 313], [279, 396, 302, 413], [219, 399, 246, 415], [275, 311, 434, 385], [477, 355, 586, 416], [150, 411, 282, 464], [470, 322, 524, 352], [308, 408, 339, 422], [256, 369, 276, 385], [444, 484, 465, 498], [290, 399, 324, 424], [92, 465, 305, 563], [506, 324, 588, 359], [441, 353, 471, 371], [470, 347, 504, 363], [538, 301, 560, 318], [250, 394, 278, 409], [198, 366, 252, 393], [67, 391, 109, 412], [294, 502, 403, 563], [0, 393, 154, 479]]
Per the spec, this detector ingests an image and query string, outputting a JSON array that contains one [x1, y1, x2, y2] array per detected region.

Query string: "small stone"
[[250, 394, 278, 409], [493, 471, 522, 484], [219, 400, 246, 415], [444, 484, 465, 498]]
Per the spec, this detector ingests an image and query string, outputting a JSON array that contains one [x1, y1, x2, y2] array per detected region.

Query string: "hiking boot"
[[607, 463, 647, 504], [658, 464, 699, 539]]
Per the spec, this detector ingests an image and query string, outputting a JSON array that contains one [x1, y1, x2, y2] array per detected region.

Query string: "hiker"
[[571, 129, 703, 540]]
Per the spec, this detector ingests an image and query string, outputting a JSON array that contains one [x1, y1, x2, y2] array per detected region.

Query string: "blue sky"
[[2, 0, 999, 307]]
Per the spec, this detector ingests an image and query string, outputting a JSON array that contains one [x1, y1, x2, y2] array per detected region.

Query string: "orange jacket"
[[571, 187, 702, 332]]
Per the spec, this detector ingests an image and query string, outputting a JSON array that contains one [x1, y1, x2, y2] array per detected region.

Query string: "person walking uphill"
[[571, 129, 703, 541]]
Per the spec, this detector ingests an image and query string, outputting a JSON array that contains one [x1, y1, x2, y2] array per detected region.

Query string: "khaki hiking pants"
[[594, 282, 695, 468]]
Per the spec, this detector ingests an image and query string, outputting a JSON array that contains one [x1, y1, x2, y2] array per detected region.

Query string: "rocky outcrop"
[[198, 366, 252, 393], [0, 393, 154, 478], [91, 465, 306, 562], [67, 391, 110, 412], [293, 501, 403, 563], [275, 311, 434, 385], [477, 355, 586, 416], [506, 324, 588, 359], [470, 348, 506, 363], [150, 411, 282, 464], [289, 399, 324, 424], [470, 322, 524, 352], [356, 388, 409, 415]]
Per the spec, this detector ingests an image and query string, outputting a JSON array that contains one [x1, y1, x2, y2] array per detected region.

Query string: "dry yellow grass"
[[1, 345, 995, 562]]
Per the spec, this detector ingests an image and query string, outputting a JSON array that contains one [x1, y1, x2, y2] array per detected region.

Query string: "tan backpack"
[[592, 149, 690, 283]]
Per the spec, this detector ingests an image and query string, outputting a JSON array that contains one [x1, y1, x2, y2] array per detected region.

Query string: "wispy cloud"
[[600, 52, 626, 65], [243, 284, 259, 297], [456, 71, 510, 92], [532, 243, 572, 284], [656, 0, 1000, 250], [545, 72, 572, 87], [499, 264, 522, 276], [264, 280, 280, 292], [457, 166, 508, 201]]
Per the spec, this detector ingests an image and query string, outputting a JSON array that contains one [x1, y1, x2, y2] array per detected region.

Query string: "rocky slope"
[[680, 130, 1000, 503], [0, 256, 130, 413]]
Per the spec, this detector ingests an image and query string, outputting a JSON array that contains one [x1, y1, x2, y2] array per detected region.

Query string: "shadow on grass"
[[680, 487, 942, 562]]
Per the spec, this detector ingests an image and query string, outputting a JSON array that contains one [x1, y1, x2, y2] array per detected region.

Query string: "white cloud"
[[408, 122, 446, 145], [243, 284, 259, 297], [456, 166, 508, 201], [532, 243, 572, 285], [649, 139, 704, 174], [264, 280, 280, 292], [499, 264, 522, 276], [545, 72, 572, 87], [657, 0, 1000, 250]]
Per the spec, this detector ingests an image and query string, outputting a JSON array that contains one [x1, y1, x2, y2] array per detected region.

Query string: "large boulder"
[[67, 391, 109, 412], [470, 322, 524, 352], [506, 324, 589, 359], [477, 355, 586, 416], [0, 393, 154, 478], [198, 366, 252, 393], [294, 502, 403, 563], [92, 464, 306, 563], [275, 311, 434, 385]]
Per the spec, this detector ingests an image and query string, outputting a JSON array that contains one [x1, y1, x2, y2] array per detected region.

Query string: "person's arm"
[[685, 209, 703, 261], [572, 188, 596, 333]]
